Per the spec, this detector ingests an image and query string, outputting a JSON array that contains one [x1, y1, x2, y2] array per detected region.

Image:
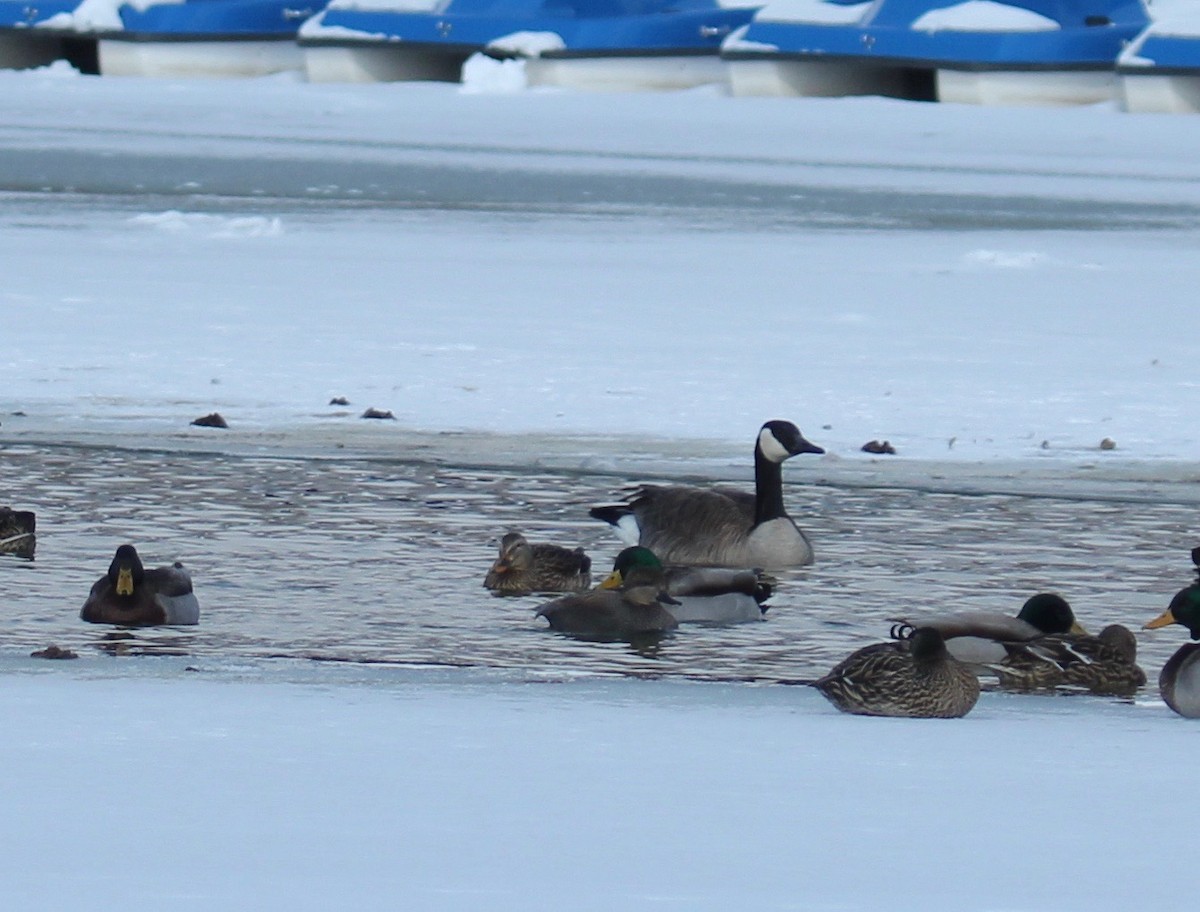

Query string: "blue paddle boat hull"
[[0, 0, 100, 72], [723, 0, 1149, 105], [1118, 9, 1200, 112], [96, 0, 326, 77], [299, 0, 758, 89]]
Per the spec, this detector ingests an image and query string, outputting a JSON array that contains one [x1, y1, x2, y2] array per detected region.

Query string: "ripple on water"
[[1, 445, 1194, 683]]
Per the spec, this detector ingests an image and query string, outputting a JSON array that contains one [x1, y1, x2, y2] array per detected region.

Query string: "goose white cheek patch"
[[758, 427, 791, 463]]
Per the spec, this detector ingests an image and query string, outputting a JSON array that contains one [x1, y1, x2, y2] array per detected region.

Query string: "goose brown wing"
[[630, 485, 756, 565]]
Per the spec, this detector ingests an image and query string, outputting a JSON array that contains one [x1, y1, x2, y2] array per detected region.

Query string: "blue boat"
[[0, 0, 100, 72], [299, 0, 760, 90], [721, 0, 1149, 105], [1118, 3, 1200, 112], [96, 0, 327, 77]]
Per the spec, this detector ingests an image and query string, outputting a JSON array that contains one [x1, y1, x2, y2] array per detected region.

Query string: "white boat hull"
[[302, 44, 467, 83], [523, 54, 729, 92], [727, 57, 1116, 107], [936, 69, 1116, 106], [727, 58, 923, 99], [98, 39, 303, 78], [1119, 73, 1200, 113]]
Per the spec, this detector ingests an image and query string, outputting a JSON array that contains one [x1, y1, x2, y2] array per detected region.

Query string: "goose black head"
[[757, 420, 824, 464]]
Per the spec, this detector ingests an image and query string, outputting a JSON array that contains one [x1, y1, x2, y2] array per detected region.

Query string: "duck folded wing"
[[148, 563, 200, 625]]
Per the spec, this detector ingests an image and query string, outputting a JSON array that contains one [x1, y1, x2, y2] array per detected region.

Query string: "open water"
[[2, 443, 1194, 684]]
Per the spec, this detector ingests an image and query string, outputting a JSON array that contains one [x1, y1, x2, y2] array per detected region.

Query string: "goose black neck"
[[754, 447, 787, 526]]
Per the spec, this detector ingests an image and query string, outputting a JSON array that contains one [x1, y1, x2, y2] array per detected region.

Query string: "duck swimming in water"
[[80, 544, 200, 626], [600, 546, 769, 624], [535, 557, 678, 640], [589, 420, 824, 569], [484, 532, 592, 594]]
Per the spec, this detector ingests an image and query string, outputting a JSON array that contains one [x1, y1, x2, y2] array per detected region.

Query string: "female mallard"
[[0, 507, 35, 559], [813, 626, 980, 718], [894, 592, 1085, 666], [484, 532, 592, 594], [80, 544, 200, 626], [1143, 547, 1200, 718], [992, 624, 1146, 696], [589, 420, 824, 569], [535, 558, 678, 640], [600, 546, 769, 624]]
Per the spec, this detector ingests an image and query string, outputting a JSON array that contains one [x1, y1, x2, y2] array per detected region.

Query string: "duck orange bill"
[[599, 571, 623, 590], [1144, 608, 1176, 630], [116, 567, 134, 596]]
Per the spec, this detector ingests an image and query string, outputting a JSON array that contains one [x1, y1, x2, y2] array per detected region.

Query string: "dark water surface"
[[2, 444, 1194, 683]]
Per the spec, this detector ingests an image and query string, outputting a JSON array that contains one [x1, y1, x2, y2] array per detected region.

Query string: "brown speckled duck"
[[992, 624, 1146, 696], [813, 626, 980, 719], [483, 532, 592, 594], [1143, 547, 1200, 718], [80, 544, 200, 626]]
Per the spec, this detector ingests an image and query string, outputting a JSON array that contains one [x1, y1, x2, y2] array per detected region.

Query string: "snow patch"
[[461, 52, 530, 93], [913, 0, 1059, 34], [130, 212, 284, 239], [323, 0, 441, 10], [485, 31, 567, 57], [748, 0, 872, 26], [39, 0, 184, 32], [298, 17, 394, 40], [962, 249, 1048, 269]]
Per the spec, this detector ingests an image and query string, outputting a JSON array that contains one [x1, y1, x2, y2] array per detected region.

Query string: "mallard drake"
[[535, 558, 678, 640], [484, 532, 592, 594], [600, 546, 769, 624], [589, 420, 824, 569], [992, 624, 1146, 696], [80, 544, 200, 626], [0, 507, 35, 559], [813, 626, 980, 718], [894, 592, 1086, 666], [1143, 546, 1200, 718]]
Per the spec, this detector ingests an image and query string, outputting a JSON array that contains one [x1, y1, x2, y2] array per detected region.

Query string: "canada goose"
[[1143, 546, 1200, 718], [484, 532, 592, 594], [812, 626, 980, 719], [80, 544, 200, 626], [992, 625, 1145, 696], [589, 420, 823, 568], [535, 560, 678, 640], [893, 593, 1085, 666], [600, 546, 769, 624]]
